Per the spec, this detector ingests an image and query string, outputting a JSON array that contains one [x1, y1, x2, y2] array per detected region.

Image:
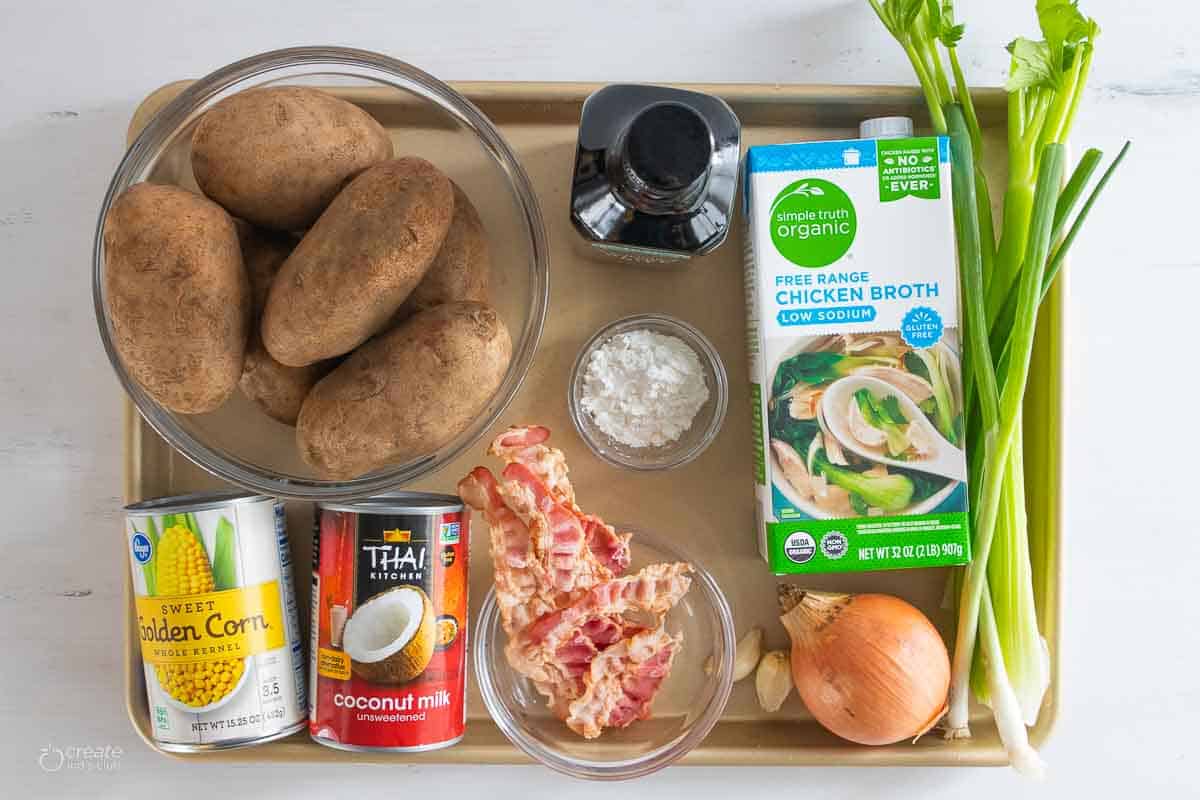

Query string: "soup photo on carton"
[[743, 117, 972, 575]]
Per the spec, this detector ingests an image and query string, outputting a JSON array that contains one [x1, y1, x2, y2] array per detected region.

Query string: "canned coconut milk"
[[309, 493, 469, 752], [124, 492, 307, 751]]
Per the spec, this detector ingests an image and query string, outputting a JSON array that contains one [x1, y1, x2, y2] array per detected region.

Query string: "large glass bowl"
[[474, 526, 735, 780], [93, 47, 548, 500]]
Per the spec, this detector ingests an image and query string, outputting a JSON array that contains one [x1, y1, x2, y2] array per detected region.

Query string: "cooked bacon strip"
[[491, 426, 632, 575], [457, 467, 554, 634], [522, 562, 692, 644], [552, 620, 625, 677], [462, 425, 691, 738], [532, 619, 644, 710], [564, 627, 682, 739], [498, 462, 611, 597], [580, 514, 632, 575], [506, 562, 692, 684], [489, 425, 576, 508]]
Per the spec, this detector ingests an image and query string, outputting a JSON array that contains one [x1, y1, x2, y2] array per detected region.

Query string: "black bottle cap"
[[624, 102, 713, 193]]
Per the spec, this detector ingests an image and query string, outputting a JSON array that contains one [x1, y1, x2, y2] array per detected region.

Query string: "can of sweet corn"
[[124, 491, 307, 751]]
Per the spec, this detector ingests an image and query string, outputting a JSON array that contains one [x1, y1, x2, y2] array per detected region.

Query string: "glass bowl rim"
[[92, 46, 549, 501], [473, 526, 736, 780], [567, 312, 729, 471]]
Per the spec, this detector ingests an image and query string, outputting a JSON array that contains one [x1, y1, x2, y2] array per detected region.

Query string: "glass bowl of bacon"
[[464, 425, 736, 780]]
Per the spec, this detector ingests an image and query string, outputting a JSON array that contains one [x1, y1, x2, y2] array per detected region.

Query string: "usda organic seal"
[[783, 531, 817, 564]]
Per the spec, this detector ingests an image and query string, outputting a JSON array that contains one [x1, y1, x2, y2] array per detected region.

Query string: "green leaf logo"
[[769, 178, 857, 268]]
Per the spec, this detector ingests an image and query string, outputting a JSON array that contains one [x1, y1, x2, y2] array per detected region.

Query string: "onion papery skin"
[[780, 588, 950, 746]]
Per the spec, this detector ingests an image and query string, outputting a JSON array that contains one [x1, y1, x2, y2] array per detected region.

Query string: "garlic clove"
[[707, 626, 765, 681], [732, 627, 764, 682], [755, 650, 793, 712], [734, 627, 765, 681]]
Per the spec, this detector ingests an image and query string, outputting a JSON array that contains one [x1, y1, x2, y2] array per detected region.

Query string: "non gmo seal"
[[820, 531, 849, 560], [783, 531, 817, 564]]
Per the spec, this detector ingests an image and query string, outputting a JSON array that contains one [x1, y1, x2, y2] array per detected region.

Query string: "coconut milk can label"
[[439, 521, 461, 544], [311, 508, 469, 749], [358, 523, 430, 592], [317, 648, 352, 681]]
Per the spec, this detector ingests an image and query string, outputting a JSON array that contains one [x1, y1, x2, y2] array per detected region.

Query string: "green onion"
[[947, 143, 1065, 747], [990, 420, 1049, 725], [1052, 149, 1104, 239], [1041, 140, 1131, 300], [978, 586, 1046, 777], [866, 0, 1126, 775], [988, 149, 1100, 353]]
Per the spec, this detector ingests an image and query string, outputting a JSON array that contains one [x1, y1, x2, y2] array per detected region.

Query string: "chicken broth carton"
[[742, 125, 972, 574]]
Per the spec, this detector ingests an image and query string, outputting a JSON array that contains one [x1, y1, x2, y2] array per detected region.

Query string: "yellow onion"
[[778, 585, 950, 746]]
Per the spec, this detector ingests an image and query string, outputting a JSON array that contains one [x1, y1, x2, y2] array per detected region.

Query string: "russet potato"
[[192, 86, 393, 231], [296, 301, 512, 478], [102, 183, 249, 414], [261, 157, 455, 366]]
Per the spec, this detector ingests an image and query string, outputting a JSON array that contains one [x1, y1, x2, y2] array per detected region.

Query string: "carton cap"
[[859, 116, 914, 140]]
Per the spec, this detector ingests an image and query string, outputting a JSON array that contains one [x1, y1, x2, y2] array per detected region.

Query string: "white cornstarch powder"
[[581, 329, 710, 448]]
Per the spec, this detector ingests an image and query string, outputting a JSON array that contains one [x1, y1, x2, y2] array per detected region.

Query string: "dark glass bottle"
[[570, 85, 741, 264]]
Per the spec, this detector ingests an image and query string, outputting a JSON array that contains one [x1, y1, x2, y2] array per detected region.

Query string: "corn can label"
[[126, 497, 307, 748], [309, 505, 468, 751]]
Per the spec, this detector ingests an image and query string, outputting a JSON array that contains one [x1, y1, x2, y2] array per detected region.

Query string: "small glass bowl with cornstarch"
[[568, 313, 728, 470]]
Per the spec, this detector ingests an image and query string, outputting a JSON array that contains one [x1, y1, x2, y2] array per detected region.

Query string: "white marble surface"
[[1, 0, 1195, 796]]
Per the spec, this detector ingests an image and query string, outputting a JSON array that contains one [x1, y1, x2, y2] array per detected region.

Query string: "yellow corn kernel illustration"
[[152, 524, 242, 706], [156, 525, 214, 597], [155, 658, 245, 707]]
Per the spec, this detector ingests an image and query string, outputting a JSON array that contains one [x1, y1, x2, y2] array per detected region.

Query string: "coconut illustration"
[[342, 586, 436, 684], [435, 614, 460, 650]]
